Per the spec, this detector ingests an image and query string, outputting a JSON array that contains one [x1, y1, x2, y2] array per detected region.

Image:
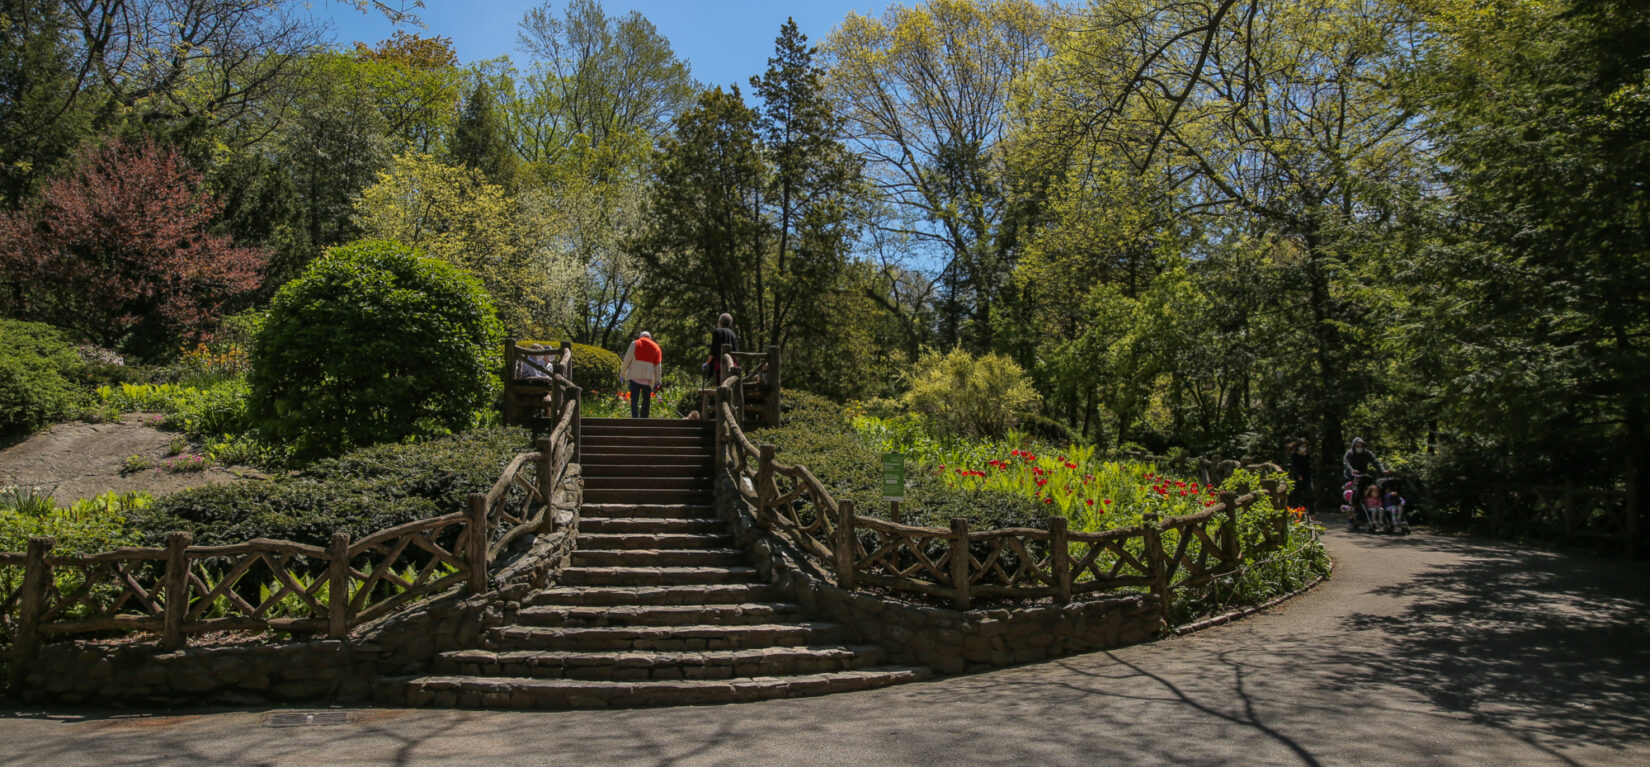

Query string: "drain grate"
[[263, 711, 352, 728]]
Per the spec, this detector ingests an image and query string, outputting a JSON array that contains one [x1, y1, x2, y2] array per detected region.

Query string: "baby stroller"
[[1342, 474, 1411, 534]]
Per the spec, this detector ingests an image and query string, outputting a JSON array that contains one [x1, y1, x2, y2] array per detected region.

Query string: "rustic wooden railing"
[[713, 377, 1293, 611], [701, 345, 781, 429], [503, 339, 579, 432], [1, 396, 580, 677]]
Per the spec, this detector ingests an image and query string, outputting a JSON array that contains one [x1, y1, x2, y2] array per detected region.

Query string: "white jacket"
[[620, 341, 661, 386]]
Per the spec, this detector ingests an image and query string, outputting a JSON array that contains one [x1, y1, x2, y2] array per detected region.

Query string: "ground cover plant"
[[0, 319, 87, 435]]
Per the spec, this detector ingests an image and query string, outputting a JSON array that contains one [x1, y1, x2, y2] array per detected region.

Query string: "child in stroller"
[[1343, 475, 1411, 534]]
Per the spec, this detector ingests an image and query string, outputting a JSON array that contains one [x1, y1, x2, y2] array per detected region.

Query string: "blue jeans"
[[629, 380, 651, 418]]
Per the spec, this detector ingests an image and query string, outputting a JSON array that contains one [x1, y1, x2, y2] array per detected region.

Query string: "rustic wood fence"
[[711, 358, 1295, 612], [2, 363, 581, 680]]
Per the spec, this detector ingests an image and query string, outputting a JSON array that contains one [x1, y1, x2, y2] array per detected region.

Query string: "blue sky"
[[320, 0, 889, 90]]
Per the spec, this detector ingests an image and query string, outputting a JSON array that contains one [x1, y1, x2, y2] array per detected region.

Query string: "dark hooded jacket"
[[1343, 439, 1385, 479]]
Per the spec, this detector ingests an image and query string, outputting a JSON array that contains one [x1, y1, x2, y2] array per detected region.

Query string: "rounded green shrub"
[[568, 342, 621, 395], [0, 319, 86, 435], [248, 240, 504, 460]]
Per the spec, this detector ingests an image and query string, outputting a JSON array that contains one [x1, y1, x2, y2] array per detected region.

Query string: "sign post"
[[882, 452, 905, 524]]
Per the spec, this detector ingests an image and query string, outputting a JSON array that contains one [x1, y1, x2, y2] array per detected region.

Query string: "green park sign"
[[882, 452, 904, 502]]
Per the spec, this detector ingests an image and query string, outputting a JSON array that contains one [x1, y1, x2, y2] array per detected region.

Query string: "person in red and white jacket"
[[620, 330, 663, 419]]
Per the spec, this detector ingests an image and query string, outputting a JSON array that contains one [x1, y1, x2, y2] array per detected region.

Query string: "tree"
[[1403, 0, 1650, 544], [825, 0, 1053, 352], [353, 30, 465, 154], [0, 0, 94, 207], [354, 152, 579, 335], [516, 0, 696, 155], [0, 139, 266, 357], [449, 81, 519, 189]]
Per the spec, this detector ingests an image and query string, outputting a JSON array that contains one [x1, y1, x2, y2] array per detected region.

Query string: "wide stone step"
[[578, 503, 717, 519], [517, 602, 803, 628], [393, 666, 932, 709], [528, 583, 784, 606], [487, 622, 846, 652], [577, 532, 733, 550], [581, 450, 713, 466], [557, 565, 760, 586], [583, 476, 711, 491], [578, 517, 725, 535], [582, 417, 711, 433], [584, 487, 713, 505], [583, 463, 711, 478], [432, 645, 888, 680], [570, 548, 746, 568], [583, 435, 711, 449]]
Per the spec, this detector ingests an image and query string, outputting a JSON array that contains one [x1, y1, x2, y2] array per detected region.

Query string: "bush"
[[248, 240, 504, 461], [755, 392, 1046, 531], [130, 427, 530, 547], [901, 347, 1041, 440], [96, 380, 251, 438], [0, 319, 86, 435], [569, 342, 621, 395]]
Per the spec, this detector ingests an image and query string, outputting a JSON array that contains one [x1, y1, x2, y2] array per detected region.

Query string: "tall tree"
[[825, 0, 1053, 352], [0, 0, 94, 207], [449, 81, 519, 189]]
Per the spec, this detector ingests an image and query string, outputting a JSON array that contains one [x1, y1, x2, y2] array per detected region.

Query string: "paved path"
[[4, 529, 1649, 766]]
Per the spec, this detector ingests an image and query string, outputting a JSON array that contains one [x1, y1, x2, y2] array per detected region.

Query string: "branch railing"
[[714, 380, 1294, 612], [704, 346, 781, 429], [2, 394, 581, 679]]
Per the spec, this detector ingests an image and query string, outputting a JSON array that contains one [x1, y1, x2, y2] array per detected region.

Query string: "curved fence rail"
[[713, 377, 1294, 612], [4, 354, 583, 684]]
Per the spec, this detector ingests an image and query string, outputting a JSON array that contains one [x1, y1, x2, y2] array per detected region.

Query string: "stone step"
[[557, 565, 761, 587], [570, 548, 746, 568], [578, 503, 717, 519], [528, 583, 784, 607], [393, 666, 932, 709], [581, 417, 711, 433], [516, 602, 804, 628], [583, 476, 712, 491], [577, 532, 733, 550], [583, 462, 712, 478], [578, 517, 725, 535], [583, 434, 711, 449], [583, 487, 713, 505], [432, 645, 888, 680], [581, 450, 713, 466], [487, 622, 846, 652]]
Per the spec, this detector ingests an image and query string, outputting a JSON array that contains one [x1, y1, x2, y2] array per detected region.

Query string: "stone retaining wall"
[[718, 475, 1163, 674], [10, 468, 581, 707]]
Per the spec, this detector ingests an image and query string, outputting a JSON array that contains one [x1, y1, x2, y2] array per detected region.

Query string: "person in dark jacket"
[[1343, 436, 1386, 501], [705, 313, 738, 382], [1286, 437, 1315, 512]]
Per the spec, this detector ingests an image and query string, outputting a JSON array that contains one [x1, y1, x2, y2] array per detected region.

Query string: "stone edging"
[[1170, 572, 1329, 636]]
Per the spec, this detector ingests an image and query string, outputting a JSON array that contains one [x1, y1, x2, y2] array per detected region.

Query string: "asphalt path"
[[4, 528, 1648, 766]]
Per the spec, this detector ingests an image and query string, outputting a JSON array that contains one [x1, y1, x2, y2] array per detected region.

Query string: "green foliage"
[[0, 319, 85, 435], [901, 347, 1041, 440], [248, 239, 504, 461], [95, 380, 251, 439], [130, 427, 530, 548], [0, 489, 149, 555], [567, 342, 621, 395]]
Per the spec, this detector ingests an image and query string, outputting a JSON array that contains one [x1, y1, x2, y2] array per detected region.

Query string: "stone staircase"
[[393, 417, 928, 709]]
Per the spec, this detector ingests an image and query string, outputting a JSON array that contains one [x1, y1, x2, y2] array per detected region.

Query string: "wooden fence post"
[[1220, 491, 1242, 569], [328, 532, 350, 639], [950, 518, 971, 610], [1142, 514, 1171, 627], [536, 436, 557, 534], [756, 445, 775, 514], [713, 400, 727, 478], [835, 500, 857, 589], [767, 345, 782, 428], [467, 493, 488, 595], [1049, 516, 1071, 605], [15, 537, 54, 674], [161, 532, 192, 650]]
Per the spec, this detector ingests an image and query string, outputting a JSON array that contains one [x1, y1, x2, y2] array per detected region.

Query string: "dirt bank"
[[0, 415, 251, 503]]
